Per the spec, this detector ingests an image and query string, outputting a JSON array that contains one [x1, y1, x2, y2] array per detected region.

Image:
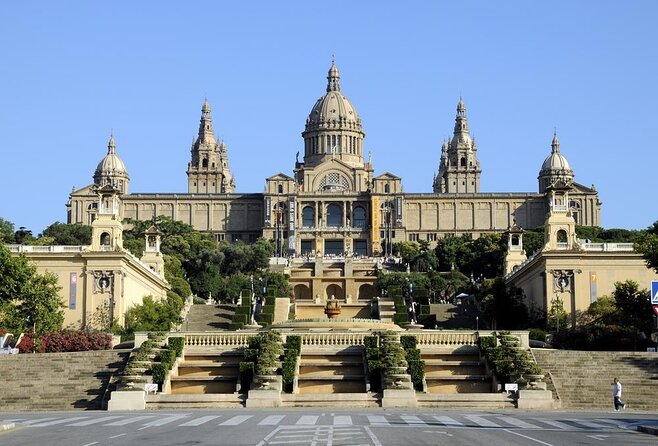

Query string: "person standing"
[[612, 377, 626, 411]]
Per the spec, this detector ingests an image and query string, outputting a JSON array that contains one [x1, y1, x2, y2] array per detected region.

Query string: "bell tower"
[[89, 184, 124, 252], [434, 98, 481, 193], [187, 99, 236, 194]]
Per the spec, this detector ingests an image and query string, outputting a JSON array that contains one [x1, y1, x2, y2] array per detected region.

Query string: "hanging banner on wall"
[[69, 272, 77, 309], [371, 196, 380, 254]]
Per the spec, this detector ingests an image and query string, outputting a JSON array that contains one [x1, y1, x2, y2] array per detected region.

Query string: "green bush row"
[[282, 335, 301, 393], [167, 337, 184, 357], [400, 335, 425, 391]]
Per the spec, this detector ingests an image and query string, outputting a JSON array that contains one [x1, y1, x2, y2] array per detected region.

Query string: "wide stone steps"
[[421, 349, 492, 394], [182, 304, 236, 331], [281, 392, 379, 408], [170, 348, 242, 395], [297, 349, 367, 394], [0, 350, 129, 411], [532, 348, 658, 410]]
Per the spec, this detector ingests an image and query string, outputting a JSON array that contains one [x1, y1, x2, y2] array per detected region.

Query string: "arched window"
[[326, 203, 342, 227], [570, 200, 581, 225], [278, 184, 283, 194], [202, 158, 208, 168], [384, 184, 390, 194], [353, 206, 366, 228], [100, 232, 111, 246], [302, 206, 315, 227], [460, 157, 466, 167], [556, 229, 568, 249]]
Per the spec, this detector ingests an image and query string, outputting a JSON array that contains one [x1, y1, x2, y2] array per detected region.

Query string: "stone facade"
[[11, 186, 169, 329], [67, 62, 601, 257], [504, 183, 658, 327]]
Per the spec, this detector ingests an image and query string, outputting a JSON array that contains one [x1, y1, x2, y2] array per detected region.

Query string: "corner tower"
[[433, 98, 481, 193], [187, 99, 236, 194]]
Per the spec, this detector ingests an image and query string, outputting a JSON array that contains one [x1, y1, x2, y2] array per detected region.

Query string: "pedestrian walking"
[[612, 377, 626, 411]]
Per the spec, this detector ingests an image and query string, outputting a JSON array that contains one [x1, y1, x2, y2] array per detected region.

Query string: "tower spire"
[[326, 58, 341, 92], [108, 132, 116, 154], [552, 128, 560, 153], [198, 98, 215, 145], [453, 96, 469, 137]]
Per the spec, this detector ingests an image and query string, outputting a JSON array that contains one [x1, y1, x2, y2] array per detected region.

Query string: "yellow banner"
[[371, 196, 380, 255]]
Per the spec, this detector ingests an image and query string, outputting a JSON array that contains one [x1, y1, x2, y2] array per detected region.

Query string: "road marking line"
[[503, 428, 554, 446], [422, 430, 453, 436], [258, 415, 286, 425], [179, 415, 221, 426], [21, 417, 61, 425], [296, 415, 319, 425], [364, 426, 383, 446], [81, 442, 98, 446], [105, 415, 155, 426], [109, 433, 127, 439], [587, 434, 609, 441], [464, 415, 501, 428], [571, 419, 608, 429], [401, 415, 425, 425], [141, 414, 189, 428], [367, 415, 389, 426], [498, 416, 541, 429], [68, 416, 124, 426], [433, 416, 464, 427], [31, 417, 89, 427], [532, 418, 579, 430], [219, 415, 253, 426], [255, 426, 283, 446], [334, 415, 352, 425]]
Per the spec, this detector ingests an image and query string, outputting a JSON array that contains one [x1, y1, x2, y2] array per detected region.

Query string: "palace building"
[[67, 61, 601, 259]]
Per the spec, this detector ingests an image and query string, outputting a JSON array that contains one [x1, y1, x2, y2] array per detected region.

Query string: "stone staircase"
[[147, 348, 244, 409], [283, 346, 378, 407], [182, 304, 236, 331], [297, 347, 367, 393], [532, 348, 658, 410], [422, 349, 492, 393], [377, 297, 396, 323], [0, 350, 129, 411]]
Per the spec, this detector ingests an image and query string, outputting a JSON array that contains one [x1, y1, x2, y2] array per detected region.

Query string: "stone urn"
[[324, 295, 342, 319]]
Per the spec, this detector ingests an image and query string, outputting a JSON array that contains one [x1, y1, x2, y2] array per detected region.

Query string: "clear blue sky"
[[1, 1, 656, 234]]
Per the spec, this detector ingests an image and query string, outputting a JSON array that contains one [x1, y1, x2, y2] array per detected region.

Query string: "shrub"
[[364, 335, 378, 350], [239, 361, 254, 392], [17, 330, 112, 353], [167, 337, 184, 357], [192, 296, 206, 305], [400, 335, 417, 350], [151, 363, 167, 385], [528, 328, 547, 342], [282, 336, 301, 393], [159, 349, 176, 369]]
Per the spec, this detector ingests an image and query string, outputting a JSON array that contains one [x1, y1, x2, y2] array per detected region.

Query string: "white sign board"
[[651, 281, 658, 305], [144, 383, 158, 394], [504, 383, 518, 393]]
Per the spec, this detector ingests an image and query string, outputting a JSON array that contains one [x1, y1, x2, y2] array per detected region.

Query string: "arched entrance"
[[358, 284, 377, 300], [325, 284, 344, 300], [294, 284, 312, 300]]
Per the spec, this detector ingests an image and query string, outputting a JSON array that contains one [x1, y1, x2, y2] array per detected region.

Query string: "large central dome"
[[302, 61, 366, 168], [305, 62, 363, 132]]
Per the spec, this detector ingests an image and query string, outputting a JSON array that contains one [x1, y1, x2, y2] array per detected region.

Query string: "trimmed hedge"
[[400, 335, 425, 391], [167, 337, 184, 357], [282, 335, 301, 393], [364, 335, 382, 391]]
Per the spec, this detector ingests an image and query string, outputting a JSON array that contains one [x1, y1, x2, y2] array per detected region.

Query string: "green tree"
[[39, 222, 92, 245], [0, 217, 16, 243], [124, 295, 181, 332], [0, 243, 64, 335], [635, 222, 658, 273], [612, 280, 652, 334], [479, 278, 528, 329], [18, 272, 64, 335]]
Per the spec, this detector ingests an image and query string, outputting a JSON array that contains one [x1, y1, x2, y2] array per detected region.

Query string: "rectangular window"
[[426, 233, 437, 242], [409, 233, 419, 242]]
